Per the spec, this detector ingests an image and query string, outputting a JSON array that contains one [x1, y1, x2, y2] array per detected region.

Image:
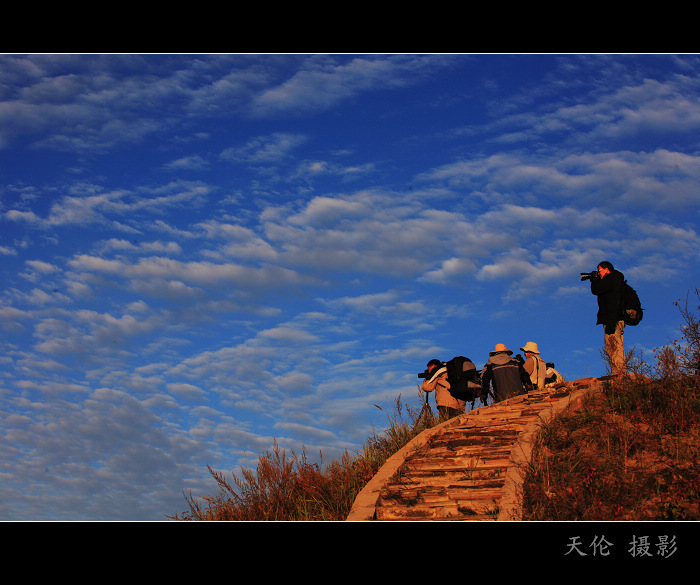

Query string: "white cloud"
[[219, 132, 308, 165], [249, 54, 456, 117], [257, 326, 318, 343], [162, 155, 209, 171], [420, 257, 477, 284], [68, 254, 311, 291], [5, 182, 211, 228]]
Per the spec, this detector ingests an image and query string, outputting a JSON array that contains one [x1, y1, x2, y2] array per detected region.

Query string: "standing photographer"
[[588, 260, 626, 375]]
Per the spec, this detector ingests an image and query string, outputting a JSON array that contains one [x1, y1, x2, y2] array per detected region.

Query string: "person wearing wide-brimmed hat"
[[480, 344, 529, 403], [520, 341, 546, 390]]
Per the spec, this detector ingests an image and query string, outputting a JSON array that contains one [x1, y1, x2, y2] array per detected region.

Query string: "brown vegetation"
[[168, 397, 439, 520], [521, 374, 700, 520], [523, 289, 700, 521]]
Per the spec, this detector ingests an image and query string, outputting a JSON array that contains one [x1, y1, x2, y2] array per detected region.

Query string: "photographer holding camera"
[[583, 260, 626, 375], [419, 359, 466, 421]]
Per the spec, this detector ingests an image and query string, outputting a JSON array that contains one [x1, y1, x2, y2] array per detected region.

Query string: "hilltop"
[[169, 290, 700, 522], [169, 372, 699, 521], [522, 372, 699, 521]]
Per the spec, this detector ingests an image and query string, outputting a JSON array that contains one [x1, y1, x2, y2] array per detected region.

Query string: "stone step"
[[376, 499, 500, 521], [346, 378, 604, 521]]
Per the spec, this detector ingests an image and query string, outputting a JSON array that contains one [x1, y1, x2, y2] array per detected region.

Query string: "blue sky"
[[1, 53, 699, 521]]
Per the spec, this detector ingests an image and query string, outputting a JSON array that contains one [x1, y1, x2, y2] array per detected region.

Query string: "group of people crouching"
[[420, 342, 565, 421]]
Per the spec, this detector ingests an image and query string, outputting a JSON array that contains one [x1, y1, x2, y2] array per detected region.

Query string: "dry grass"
[[168, 393, 439, 520], [522, 374, 700, 520], [522, 288, 700, 521]]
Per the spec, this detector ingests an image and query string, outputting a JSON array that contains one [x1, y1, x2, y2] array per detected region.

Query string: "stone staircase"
[[347, 377, 606, 521]]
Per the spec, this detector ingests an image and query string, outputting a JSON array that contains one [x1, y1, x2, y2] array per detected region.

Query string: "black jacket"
[[481, 352, 530, 402], [591, 269, 624, 326]]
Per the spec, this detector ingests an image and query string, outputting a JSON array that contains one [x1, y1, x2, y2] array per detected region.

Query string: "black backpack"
[[444, 356, 482, 402], [620, 280, 643, 326]]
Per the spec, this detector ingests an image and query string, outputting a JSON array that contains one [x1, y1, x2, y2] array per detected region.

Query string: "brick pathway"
[[347, 377, 604, 521]]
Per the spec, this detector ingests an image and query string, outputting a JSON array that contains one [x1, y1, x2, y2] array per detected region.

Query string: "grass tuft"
[[168, 391, 439, 520]]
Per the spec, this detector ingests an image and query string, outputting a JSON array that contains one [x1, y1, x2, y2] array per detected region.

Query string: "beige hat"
[[490, 343, 513, 356], [521, 341, 540, 354]]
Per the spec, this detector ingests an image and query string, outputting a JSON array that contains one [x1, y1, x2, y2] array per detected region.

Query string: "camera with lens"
[[580, 270, 599, 281], [418, 370, 429, 379]]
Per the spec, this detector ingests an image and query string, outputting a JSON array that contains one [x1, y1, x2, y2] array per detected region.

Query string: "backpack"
[[544, 362, 565, 386], [444, 356, 482, 402], [620, 280, 643, 326]]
